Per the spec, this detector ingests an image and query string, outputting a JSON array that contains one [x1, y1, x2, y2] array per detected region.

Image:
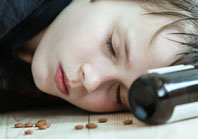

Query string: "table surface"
[[0, 105, 198, 139]]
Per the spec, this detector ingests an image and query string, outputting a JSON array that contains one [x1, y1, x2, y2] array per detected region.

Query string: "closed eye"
[[116, 85, 122, 106], [106, 35, 116, 57]]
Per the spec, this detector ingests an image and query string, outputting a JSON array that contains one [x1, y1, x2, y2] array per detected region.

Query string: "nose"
[[81, 63, 107, 93]]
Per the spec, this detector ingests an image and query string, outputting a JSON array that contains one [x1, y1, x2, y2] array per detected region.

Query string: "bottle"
[[128, 64, 198, 125]]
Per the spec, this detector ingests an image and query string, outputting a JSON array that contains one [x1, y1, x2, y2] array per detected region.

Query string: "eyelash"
[[116, 85, 122, 106], [106, 36, 122, 106], [106, 36, 116, 57]]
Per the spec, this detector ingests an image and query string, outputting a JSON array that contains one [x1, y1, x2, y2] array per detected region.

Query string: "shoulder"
[[0, 0, 45, 40]]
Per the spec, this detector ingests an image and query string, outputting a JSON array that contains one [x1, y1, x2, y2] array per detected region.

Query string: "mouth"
[[54, 63, 70, 96]]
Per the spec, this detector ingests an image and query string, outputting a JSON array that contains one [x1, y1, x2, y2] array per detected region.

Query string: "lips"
[[54, 64, 70, 96]]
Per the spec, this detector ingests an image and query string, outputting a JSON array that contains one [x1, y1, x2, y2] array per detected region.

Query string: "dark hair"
[[91, 0, 198, 65]]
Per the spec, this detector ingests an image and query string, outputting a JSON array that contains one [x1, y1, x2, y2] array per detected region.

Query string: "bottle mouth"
[[128, 76, 158, 122]]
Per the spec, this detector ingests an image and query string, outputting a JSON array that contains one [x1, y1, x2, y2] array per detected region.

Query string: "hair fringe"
[[91, 0, 198, 65]]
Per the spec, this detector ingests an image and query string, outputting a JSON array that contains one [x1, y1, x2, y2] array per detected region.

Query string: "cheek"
[[52, 15, 112, 62], [152, 36, 183, 67], [57, 24, 107, 63], [58, 40, 101, 65], [31, 43, 51, 88]]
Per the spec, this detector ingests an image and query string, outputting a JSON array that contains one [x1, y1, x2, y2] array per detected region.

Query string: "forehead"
[[128, 24, 183, 67], [114, 13, 185, 72], [88, 0, 185, 68], [89, 0, 185, 68]]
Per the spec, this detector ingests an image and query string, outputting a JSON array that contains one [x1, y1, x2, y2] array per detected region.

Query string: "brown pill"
[[86, 123, 97, 129], [15, 123, 24, 128], [98, 118, 108, 123], [35, 122, 45, 127], [36, 120, 46, 126], [38, 125, 48, 130], [44, 123, 51, 128], [25, 123, 34, 127], [24, 130, 33, 135], [37, 120, 46, 124], [123, 120, 133, 125], [75, 125, 84, 130]]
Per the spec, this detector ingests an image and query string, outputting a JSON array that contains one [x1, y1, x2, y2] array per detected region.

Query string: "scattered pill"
[[15, 123, 24, 128], [25, 123, 34, 127], [24, 130, 33, 135], [98, 118, 108, 123], [86, 123, 97, 129], [38, 125, 48, 130], [44, 123, 51, 128], [35, 122, 45, 127], [37, 120, 46, 124], [36, 120, 46, 127], [123, 120, 133, 125], [75, 125, 84, 130], [14, 120, 51, 135]]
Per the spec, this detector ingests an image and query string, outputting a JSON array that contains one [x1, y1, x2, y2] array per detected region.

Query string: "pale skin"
[[16, 0, 188, 112]]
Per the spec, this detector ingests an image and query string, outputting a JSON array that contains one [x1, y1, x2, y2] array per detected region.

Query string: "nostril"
[[82, 71, 85, 81], [80, 65, 86, 83], [81, 63, 101, 93]]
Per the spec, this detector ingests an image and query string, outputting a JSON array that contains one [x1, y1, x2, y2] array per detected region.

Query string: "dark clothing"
[[0, 0, 72, 112]]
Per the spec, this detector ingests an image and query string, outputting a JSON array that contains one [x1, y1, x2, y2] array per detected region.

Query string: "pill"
[[15, 123, 24, 128], [24, 130, 33, 135], [44, 123, 51, 128], [98, 118, 108, 123], [75, 125, 84, 130], [25, 123, 34, 127], [123, 120, 133, 125], [35, 122, 45, 127], [86, 123, 97, 129], [37, 120, 46, 124], [38, 125, 48, 130]]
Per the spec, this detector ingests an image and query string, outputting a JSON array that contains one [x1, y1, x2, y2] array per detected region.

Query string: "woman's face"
[[31, 0, 186, 112]]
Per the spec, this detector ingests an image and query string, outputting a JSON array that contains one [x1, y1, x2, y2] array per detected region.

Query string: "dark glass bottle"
[[128, 64, 198, 125]]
